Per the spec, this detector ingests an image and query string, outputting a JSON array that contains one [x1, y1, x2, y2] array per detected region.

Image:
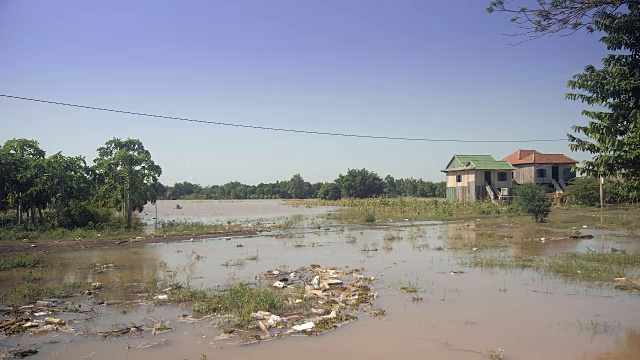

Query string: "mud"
[[1, 200, 640, 359]]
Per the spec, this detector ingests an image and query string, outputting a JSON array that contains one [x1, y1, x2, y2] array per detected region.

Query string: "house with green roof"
[[442, 155, 515, 202]]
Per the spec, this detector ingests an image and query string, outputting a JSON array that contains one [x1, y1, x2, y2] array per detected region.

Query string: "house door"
[[552, 166, 559, 181], [484, 171, 492, 185]]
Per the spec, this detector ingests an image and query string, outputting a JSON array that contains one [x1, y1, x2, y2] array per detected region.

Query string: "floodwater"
[[1, 200, 640, 359], [138, 199, 336, 225]]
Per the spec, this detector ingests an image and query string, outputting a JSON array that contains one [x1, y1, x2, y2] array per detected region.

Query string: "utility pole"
[[600, 176, 604, 210]]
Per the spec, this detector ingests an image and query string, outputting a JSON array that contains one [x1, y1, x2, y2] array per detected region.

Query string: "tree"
[[383, 175, 397, 197], [317, 182, 342, 200], [288, 174, 310, 199], [335, 169, 384, 198], [566, 4, 640, 189], [45, 152, 93, 225], [1, 139, 46, 225], [93, 138, 162, 229], [487, 1, 635, 39], [514, 183, 552, 222]]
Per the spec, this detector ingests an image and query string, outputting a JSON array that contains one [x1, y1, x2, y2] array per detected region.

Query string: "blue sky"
[[0, 0, 607, 185]]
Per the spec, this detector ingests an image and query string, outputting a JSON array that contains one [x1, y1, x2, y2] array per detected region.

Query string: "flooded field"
[[1, 200, 640, 359], [139, 199, 336, 225]]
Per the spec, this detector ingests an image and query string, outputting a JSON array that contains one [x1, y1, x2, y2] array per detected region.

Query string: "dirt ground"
[[0, 230, 257, 256]]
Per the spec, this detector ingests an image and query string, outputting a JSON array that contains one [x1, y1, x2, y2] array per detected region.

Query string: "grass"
[[0, 252, 44, 270], [222, 259, 247, 267], [192, 283, 288, 327], [469, 249, 640, 284], [289, 198, 509, 224], [154, 220, 248, 236], [0, 278, 89, 306]]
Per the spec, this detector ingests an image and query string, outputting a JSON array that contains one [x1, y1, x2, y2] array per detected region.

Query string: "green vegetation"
[[192, 283, 287, 327], [335, 168, 384, 198], [291, 197, 509, 223], [0, 275, 89, 306], [566, 4, 640, 193], [94, 138, 162, 229], [0, 252, 43, 270], [318, 182, 342, 200], [514, 183, 551, 223], [160, 171, 446, 201], [487, 1, 628, 36], [470, 249, 640, 284], [0, 137, 160, 240], [564, 177, 640, 206]]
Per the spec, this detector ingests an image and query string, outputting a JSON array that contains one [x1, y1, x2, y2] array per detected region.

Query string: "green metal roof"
[[443, 155, 514, 171]]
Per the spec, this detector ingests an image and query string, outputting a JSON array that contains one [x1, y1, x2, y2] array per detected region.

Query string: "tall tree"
[[336, 169, 384, 198], [1, 139, 46, 225], [566, 4, 640, 187], [288, 173, 310, 199], [93, 138, 162, 229], [487, 1, 636, 39], [45, 152, 93, 224]]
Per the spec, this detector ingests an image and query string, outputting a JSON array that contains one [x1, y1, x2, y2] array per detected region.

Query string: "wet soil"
[[0, 230, 257, 256]]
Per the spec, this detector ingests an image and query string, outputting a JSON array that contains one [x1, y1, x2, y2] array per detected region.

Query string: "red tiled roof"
[[503, 149, 577, 165]]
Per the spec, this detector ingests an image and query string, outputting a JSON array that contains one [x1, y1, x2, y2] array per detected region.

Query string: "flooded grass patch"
[[193, 283, 287, 327], [0, 252, 44, 270], [470, 250, 640, 284], [0, 279, 89, 307], [290, 198, 510, 223]]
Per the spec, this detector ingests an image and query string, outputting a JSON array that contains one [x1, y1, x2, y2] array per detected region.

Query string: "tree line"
[[0, 138, 161, 230], [160, 169, 446, 200], [0, 138, 445, 231]]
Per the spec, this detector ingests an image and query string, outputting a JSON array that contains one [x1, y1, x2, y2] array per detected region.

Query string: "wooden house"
[[442, 155, 515, 202], [503, 150, 577, 191]]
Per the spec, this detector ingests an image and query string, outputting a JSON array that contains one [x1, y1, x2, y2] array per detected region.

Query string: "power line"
[[0, 94, 570, 143]]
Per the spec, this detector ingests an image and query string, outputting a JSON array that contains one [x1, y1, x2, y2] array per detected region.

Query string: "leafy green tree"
[[288, 174, 310, 199], [45, 153, 93, 225], [563, 177, 600, 205], [93, 138, 162, 229], [514, 183, 552, 223], [317, 182, 342, 200], [383, 175, 397, 197], [487, 1, 632, 39], [1, 139, 46, 225], [566, 4, 640, 190], [336, 168, 384, 198]]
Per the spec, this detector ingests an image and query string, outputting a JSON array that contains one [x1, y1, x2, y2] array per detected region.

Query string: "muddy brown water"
[[1, 200, 640, 359]]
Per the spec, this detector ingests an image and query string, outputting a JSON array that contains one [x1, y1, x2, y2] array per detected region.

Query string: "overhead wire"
[[0, 94, 571, 143]]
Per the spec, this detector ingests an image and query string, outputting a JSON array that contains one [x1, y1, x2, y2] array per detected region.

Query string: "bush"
[[58, 200, 112, 229], [318, 182, 342, 200], [514, 183, 551, 223]]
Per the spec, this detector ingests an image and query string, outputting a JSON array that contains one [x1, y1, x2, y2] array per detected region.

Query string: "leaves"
[[566, 4, 640, 185]]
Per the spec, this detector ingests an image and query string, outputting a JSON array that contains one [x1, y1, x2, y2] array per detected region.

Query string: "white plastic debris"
[[273, 281, 286, 289], [312, 276, 320, 289], [154, 294, 168, 301], [266, 314, 282, 328], [251, 311, 272, 320], [292, 322, 314, 332]]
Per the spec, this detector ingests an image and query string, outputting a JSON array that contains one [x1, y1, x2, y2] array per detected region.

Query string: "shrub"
[[318, 182, 342, 200], [514, 183, 551, 223]]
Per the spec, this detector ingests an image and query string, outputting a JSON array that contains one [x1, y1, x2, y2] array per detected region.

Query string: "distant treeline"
[[159, 169, 446, 200]]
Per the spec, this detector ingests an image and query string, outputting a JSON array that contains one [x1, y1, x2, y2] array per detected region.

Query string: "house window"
[[456, 175, 462, 183], [537, 169, 546, 178], [497, 172, 507, 181]]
